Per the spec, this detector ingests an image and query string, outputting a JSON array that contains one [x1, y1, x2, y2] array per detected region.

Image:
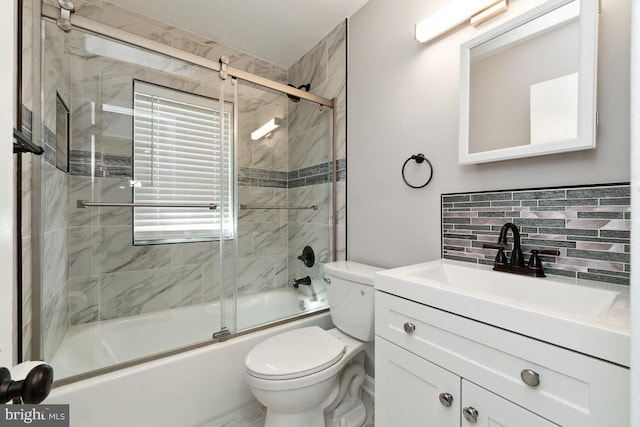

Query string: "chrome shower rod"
[[240, 204, 318, 211], [41, 5, 333, 108], [77, 200, 218, 210]]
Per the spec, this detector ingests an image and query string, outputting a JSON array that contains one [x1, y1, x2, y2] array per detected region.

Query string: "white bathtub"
[[51, 288, 328, 379], [45, 291, 332, 427]]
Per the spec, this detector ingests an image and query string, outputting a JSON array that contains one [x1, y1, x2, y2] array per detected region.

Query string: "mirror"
[[458, 0, 599, 164]]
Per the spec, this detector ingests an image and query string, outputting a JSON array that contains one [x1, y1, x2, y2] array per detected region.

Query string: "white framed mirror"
[[458, 0, 599, 165]]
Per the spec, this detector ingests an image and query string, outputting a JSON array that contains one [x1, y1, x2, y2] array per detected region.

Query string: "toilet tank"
[[323, 261, 384, 342]]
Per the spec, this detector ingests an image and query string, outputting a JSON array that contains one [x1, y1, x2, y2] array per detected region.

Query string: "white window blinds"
[[133, 81, 233, 244]]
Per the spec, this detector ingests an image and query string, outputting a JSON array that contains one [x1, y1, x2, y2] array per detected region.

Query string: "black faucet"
[[483, 222, 560, 278], [497, 222, 524, 269]]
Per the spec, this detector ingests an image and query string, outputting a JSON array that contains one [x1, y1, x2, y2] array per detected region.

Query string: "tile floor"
[[250, 391, 375, 426]]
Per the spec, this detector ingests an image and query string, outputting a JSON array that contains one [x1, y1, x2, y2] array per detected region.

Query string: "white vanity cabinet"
[[376, 337, 460, 426], [376, 338, 557, 426], [375, 290, 629, 427]]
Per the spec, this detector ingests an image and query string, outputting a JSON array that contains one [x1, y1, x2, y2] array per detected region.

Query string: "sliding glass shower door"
[[37, 17, 335, 381], [234, 79, 333, 331], [40, 22, 236, 379]]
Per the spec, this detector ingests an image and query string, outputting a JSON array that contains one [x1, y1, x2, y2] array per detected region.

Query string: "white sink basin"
[[397, 261, 619, 318], [375, 259, 629, 367]]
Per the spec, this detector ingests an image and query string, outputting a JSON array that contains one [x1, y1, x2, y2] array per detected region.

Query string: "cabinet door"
[[461, 380, 558, 427], [376, 337, 460, 427]]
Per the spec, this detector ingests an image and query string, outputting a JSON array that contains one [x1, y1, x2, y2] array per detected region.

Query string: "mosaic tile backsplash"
[[442, 184, 631, 286]]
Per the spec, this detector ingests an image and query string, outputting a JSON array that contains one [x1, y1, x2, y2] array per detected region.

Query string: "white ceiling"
[[107, 0, 371, 67]]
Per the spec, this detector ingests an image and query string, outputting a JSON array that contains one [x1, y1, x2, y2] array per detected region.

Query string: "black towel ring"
[[401, 153, 434, 189]]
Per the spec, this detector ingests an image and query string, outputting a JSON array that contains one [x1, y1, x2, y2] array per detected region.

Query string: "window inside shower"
[[132, 80, 234, 245], [34, 17, 342, 382]]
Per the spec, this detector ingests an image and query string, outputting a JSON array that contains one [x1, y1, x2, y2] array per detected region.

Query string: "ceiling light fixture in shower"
[[251, 118, 282, 141]]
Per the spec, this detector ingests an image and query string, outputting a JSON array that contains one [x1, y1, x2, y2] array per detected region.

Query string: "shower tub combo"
[[48, 309, 333, 426], [51, 288, 328, 379], [30, 2, 345, 425]]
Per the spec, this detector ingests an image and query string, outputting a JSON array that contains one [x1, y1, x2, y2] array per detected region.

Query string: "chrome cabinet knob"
[[324, 277, 331, 284], [438, 392, 453, 407], [403, 322, 416, 334], [520, 369, 540, 387], [463, 406, 478, 423]]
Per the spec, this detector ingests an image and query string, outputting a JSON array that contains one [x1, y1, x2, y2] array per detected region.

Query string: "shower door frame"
[[31, 4, 341, 380], [41, 4, 334, 108]]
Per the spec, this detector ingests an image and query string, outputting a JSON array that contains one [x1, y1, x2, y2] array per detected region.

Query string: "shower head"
[[287, 83, 311, 102]]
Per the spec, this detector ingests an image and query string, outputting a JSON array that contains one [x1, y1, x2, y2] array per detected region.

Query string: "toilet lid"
[[246, 326, 346, 380]]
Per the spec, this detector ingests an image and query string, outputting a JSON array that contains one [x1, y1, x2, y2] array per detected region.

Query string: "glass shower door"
[[233, 80, 333, 331], [40, 21, 234, 379], [37, 15, 336, 381]]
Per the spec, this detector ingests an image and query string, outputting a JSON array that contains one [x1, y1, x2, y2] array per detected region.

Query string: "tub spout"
[[292, 276, 312, 288], [292, 276, 317, 300]]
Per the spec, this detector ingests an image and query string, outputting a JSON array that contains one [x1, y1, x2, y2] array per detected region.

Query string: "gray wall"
[[347, 0, 631, 268]]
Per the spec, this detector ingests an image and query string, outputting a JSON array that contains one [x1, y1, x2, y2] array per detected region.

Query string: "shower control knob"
[[403, 322, 416, 334], [438, 392, 453, 407]]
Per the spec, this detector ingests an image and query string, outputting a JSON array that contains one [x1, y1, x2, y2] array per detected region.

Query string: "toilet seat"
[[246, 326, 346, 380]]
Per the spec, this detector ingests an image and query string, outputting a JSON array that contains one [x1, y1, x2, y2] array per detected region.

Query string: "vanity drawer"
[[375, 291, 629, 427]]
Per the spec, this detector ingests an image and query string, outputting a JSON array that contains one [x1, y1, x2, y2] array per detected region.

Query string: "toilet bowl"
[[244, 261, 382, 427], [246, 327, 365, 427]]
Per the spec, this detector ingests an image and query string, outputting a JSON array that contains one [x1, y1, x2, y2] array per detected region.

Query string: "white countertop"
[[374, 259, 630, 367]]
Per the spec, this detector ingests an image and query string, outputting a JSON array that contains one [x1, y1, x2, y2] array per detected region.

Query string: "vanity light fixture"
[[470, 0, 509, 27], [251, 117, 282, 141], [415, 0, 509, 43]]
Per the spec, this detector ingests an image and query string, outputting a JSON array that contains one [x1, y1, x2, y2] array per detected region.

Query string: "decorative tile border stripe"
[[441, 184, 631, 286], [287, 158, 346, 188], [238, 167, 288, 188], [69, 150, 131, 178], [69, 149, 346, 189]]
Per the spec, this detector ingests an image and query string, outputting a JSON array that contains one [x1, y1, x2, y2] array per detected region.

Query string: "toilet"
[[244, 261, 382, 427]]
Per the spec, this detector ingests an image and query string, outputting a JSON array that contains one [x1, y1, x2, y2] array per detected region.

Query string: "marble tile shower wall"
[[41, 20, 72, 360], [232, 21, 347, 291], [20, 0, 34, 361], [65, 19, 289, 324], [235, 79, 291, 295], [17, 6, 343, 374], [287, 21, 348, 282], [442, 184, 631, 286], [37, 2, 347, 332]]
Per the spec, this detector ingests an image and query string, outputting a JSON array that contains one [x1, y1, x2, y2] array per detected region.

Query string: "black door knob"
[[0, 364, 54, 404]]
